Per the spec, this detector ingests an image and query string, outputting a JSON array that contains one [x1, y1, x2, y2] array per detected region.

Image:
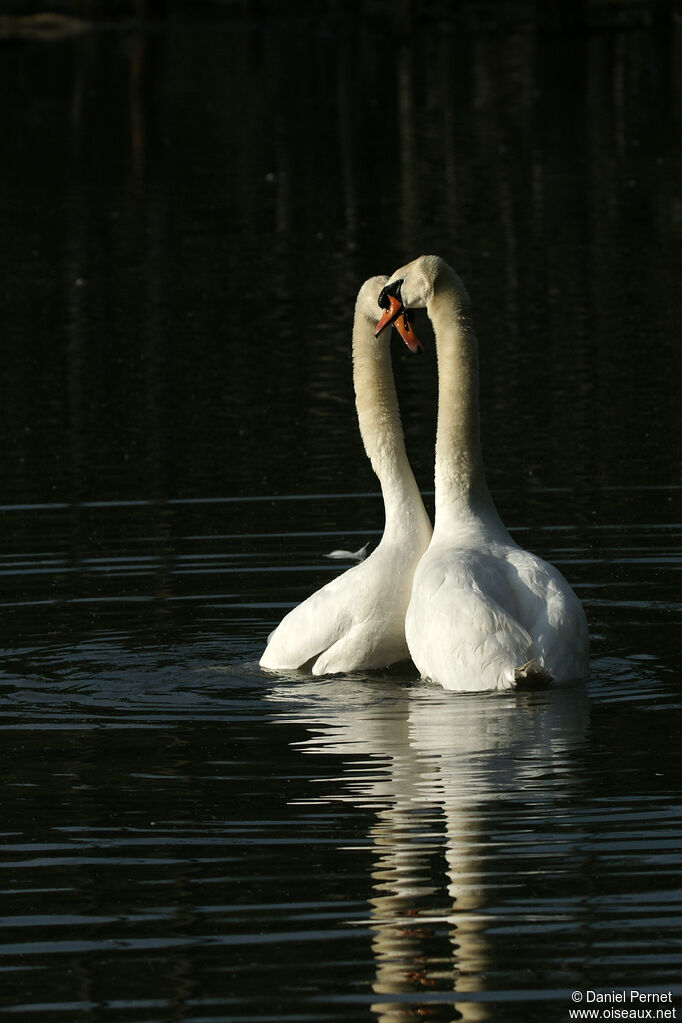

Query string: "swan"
[[260, 275, 432, 675], [375, 255, 589, 691]]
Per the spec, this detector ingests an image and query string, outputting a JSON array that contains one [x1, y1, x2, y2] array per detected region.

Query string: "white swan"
[[376, 255, 589, 691], [260, 275, 432, 675]]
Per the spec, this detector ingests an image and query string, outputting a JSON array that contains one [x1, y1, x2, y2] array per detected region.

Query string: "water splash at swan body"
[[260, 276, 432, 675], [380, 255, 589, 692]]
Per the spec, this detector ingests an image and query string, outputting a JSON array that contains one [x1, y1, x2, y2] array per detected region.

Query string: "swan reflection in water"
[[267, 675, 590, 1021]]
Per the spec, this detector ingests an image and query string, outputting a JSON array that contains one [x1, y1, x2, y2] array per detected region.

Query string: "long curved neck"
[[429, 277, 504, 534], [353, 316, 424, 540]]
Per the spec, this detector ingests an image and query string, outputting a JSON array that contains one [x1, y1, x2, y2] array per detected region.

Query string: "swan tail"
[[514, 658, 553, 689]]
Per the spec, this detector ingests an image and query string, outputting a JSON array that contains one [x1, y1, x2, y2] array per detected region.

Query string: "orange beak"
[[394, 311, 423, 353], [375, 295, 423, 353], [375, 294, 403, 337]]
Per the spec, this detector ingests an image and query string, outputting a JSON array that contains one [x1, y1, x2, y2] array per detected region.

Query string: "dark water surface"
[[1, 7, 681, 1022]]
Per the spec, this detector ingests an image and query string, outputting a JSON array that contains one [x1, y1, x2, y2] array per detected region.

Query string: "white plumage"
[[260, 276, 432, 676], [383, 255, 589, 692], [324, 542, 369, 561]]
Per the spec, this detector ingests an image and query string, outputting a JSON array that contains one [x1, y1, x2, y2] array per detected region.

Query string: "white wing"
[[406, 549, 533, 692], [324, 542, 370, 562], [260, 547, 412, 674], [260, 561, 362, 671], [505, 548, 589, 681]]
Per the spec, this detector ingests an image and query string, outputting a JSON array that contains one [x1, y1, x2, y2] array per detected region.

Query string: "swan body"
[[260, 276, 432, 676], [382, 255, 588, 692]]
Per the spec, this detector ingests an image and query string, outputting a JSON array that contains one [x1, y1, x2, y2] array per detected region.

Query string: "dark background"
[[2, 0, 680, 509]]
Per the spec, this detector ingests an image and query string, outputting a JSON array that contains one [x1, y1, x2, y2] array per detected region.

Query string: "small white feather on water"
[[324, 542, 370, 562]]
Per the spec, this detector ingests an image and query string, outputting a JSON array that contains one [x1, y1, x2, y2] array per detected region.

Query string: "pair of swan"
[[260, 256, 589, 691]]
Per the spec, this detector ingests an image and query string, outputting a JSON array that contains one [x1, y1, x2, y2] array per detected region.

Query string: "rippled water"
[[2, 5, 682, 1022], [2, 490, 680, 1020]]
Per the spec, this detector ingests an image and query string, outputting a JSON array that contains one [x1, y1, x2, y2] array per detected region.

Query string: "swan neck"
[[353, 317, 423, 538], [429, 281, 497, 526]]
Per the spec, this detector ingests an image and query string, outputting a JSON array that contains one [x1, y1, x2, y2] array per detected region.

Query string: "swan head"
[[356, 275, 389, 321], [374, 279, 423, 353], [385, 254, 444, 310], [357, 275, 421, 353], [375, 255, 470, 343]]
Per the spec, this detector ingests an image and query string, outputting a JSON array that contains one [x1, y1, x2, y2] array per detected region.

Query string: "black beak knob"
[[377, 278, 403, 310]]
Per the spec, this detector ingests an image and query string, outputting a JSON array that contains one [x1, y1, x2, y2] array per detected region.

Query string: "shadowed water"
[[1, 4, 681, 1021], [1, 491, 680, 1020]]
